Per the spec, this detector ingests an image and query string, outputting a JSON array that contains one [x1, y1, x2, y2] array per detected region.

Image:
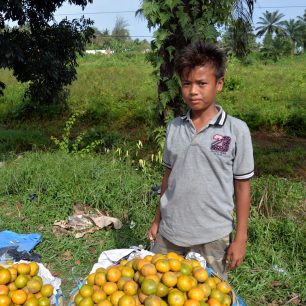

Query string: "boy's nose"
[[190, 84, 198, 95]]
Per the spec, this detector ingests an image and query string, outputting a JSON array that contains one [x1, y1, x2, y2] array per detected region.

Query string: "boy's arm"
[[148, 167, 171, 241], [226, 179, 251, 269]]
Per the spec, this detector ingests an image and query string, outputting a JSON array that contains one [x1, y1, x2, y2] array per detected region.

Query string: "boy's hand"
[[148, 222, 159, 241], [226, 240, 247, 270]]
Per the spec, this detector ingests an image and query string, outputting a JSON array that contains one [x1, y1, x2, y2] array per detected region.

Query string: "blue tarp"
[[0, 230, 41, 251]]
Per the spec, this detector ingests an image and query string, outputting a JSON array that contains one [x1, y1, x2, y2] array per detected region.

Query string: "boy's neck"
[[190, 104, 219, 132]]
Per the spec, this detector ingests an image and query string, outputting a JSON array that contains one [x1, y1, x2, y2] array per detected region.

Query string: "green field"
[[0, 52, 305, 305]]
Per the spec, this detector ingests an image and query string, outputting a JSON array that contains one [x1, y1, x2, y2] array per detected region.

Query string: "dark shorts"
[[152, 233, 231, 279]]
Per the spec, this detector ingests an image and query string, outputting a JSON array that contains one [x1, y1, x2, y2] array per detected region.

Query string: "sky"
[[54, 0, 306, 41]]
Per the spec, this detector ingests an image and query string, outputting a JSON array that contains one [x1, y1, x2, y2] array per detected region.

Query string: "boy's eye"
[[182, 82, 190, 86], [199, 82, 206, 86]]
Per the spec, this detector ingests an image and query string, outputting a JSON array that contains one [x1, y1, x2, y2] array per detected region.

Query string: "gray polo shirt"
[[159, 106, 254, 247]]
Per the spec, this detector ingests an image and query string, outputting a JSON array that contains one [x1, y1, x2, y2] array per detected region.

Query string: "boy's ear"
[[216, 76, 224, 92]]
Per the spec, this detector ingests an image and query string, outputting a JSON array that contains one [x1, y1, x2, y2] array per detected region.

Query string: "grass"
[[0, 152, 305, 305], [0, 152, 159, 293]]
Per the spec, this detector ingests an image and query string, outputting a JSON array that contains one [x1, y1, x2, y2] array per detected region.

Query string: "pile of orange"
[[0, 262, 54, 306], [75, 252, 232, 306]]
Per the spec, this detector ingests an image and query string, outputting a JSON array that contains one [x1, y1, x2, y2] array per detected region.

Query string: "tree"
[[297, 10, 306, 51], [111, 16, 130, 42], [138, 0, 256, 121], [282, 19, 304, 55], [0, 1, 94, 107], [255, 10, 285, 38], [221, 18, 257, 58]]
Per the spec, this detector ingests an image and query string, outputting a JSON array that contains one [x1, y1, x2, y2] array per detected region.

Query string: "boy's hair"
[[174, 41, 226, 80]]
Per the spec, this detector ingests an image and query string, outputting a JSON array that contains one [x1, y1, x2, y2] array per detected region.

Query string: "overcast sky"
[[54, 0, 306, 40]]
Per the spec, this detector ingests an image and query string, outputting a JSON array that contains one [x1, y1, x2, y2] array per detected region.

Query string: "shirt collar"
[[180, 105, 227, 126]]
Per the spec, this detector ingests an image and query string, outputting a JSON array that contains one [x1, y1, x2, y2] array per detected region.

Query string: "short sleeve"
[[162, 124, 172, 169], [233, 124, 254, 180]]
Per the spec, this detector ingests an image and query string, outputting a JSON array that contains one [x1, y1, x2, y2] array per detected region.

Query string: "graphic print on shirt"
[[211, 134, 231, 154]]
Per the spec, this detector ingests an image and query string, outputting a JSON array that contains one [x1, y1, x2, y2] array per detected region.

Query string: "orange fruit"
[[74, 293, 83, 306], [79, 297, 94, 306], [0, 294, 11, 306], [123, 280, 138, 296], [118, 276, 132, 290], [209, 290, 224, 303], [110, 291, 125, 306], [27, 280, 42, 294], [207, 298, 221, 306], [141, 264, 157, 277], [180, 264, 192, 276], [144, 295, 162, 306], [92, 289, 107, 304], [8, 282, 18, 291], [118, 295, 136, 306], [0, 285, 9, 295], [96, 267, 107, 273], [155, 260, 170, 273], [121, 267, 135, 279], [216, 282, 231, 294], [17, 263, 31, 275], [187, 288, 205, 301], [103, 282, 118, 295], [29, 262, 39, 276], [141, 279, 157, 295], [87, 273, 96, 285], [144, 274, 160, 284], [169, 259, 181, 272], [144, 255, 153, 262], [166, 252, 179, 260], [161, 272, 178, 288], [25, 297, 39, 306], [212, 277, 221, 285], [35, 292, 43, 299], [133, 271, 140, 283], [80, 285, 94, 298], [98, 300, 112, 306], [197, 284, 211, 298], [15, 275, 28, 289], [184, 300, 200, 306], [107, 267, 122, 283], [177, 275, 192, 292], [221, 295, 231, 306], [192, 268, 208, 283], [8, 267, 18, 282], [32, 276, 43, 284], [189, 276, 198, 288], [40, 285, 54, 298], [204, 278, 216, 290], [190, 260, 201, 269], [95, 272, 107, 286], [137, 289, 148, 304], [151, 254, 165, 265], [156, 283, 169, 298], [11, 289, 28, 305], [0, 270, 11, 285], [136, 260, 151, 272], [168, 290, 185, 306]]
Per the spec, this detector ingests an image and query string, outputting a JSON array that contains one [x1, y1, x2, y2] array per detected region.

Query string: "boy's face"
[[181, 65, 224, 113]]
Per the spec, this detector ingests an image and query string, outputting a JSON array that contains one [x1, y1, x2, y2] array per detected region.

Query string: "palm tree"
[[228, 0, 257, 58], [282, 19, 303, 55], [297, 10, 306, 51], [256, 10, 285, 37]]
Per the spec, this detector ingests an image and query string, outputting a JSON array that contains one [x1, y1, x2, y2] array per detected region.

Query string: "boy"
[[148, 42, 254, 277]]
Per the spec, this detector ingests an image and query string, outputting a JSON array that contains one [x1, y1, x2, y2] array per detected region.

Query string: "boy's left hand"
[[226, 240, 247, 270]]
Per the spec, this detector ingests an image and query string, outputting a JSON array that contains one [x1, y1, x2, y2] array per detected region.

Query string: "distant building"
[[85, 49, 114, 55]]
